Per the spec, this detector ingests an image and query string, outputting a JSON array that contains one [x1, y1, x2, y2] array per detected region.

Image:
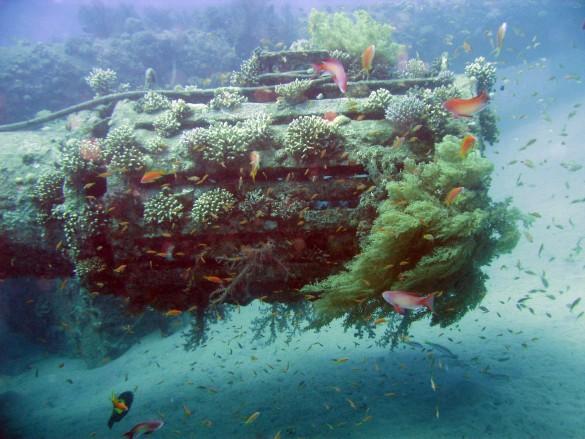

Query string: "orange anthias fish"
[[382, 291, 435, 315], [203, 275, 224, 284], [444, 187, 464, 205], [123, 420, 164, 439], [250, 151, 261, 183], [443, 91, 489, 118], [313, 58, 347, 94], [140, 170, 165, 184], [164, 309, 183, 317], [361, 45, 376, 74], [323, 111, 337, 122], [460, 134, 477, 157]]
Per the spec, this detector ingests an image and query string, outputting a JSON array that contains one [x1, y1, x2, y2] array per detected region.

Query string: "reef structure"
[[0, 47, 520, 347]]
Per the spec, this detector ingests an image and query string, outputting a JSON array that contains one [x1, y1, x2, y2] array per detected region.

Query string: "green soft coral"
[[308, 9, 403, 65], [303, 135, 520, 328]]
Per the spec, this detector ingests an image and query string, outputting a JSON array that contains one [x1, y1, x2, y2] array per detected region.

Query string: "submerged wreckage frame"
[[0, 50, 521, 354]]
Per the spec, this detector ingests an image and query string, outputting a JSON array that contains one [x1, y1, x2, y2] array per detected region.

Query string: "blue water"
[[1, 1, 585, 438]]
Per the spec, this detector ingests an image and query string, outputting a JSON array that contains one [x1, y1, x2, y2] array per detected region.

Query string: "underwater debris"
[[209, 240, 289, 305], [85, 67, 118, 96]]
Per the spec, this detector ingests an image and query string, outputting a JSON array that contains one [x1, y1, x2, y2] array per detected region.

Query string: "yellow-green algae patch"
[[303, 135, 521, 328]]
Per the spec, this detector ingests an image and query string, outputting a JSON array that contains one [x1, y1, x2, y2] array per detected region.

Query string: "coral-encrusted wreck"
[[0, 47, 520, 351]]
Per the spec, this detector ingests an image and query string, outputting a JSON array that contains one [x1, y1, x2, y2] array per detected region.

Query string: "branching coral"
[[208, 88, 247, 110], [275, 79, 312, 105], [230, 51, 261, 87], [308, 9, 403, 65], [285, 115, 339, 160], [85, 67, 118, 96], [238, 189, 308, 222], [143, 190, 185, 227], [363, 88, 393, 114], [302, 135, 520, 331], [209, 240, 289, 305], [384, 94, 426, 133], [153, 98, 192, 137], [139, 91, 170, 113], [385, 86, 461, 138], [104, 124, 145, 172], [61, 138, 105, 181], [182, 113, 271, 164], [191, 188, 236, 229], [33, 171, 64, 218], [74, 256, 106, 282], [465, 56, 496, 93], [144, 136, 168, 154], [52, 200, 109, 259], [398, 59, 429, 78]]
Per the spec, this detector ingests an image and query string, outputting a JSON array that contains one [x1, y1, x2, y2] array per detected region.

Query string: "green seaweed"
[[303, 135, 520, 329], [308, 9, 403, 65]]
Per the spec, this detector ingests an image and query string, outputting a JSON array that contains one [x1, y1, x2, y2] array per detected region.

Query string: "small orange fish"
[[444, 187, 464, 205], [113, 264, 127, 273], [443, 91, 489, 118], [203, 275, 224, 284], [165, 309, 183, 317], [361, 45, 376, 74], [140, 171, 165, 184], [250, 151, 261, 183], [323, 111, 337, 122], [312, 58, 347, 93], [460, 134, 477, 157]]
